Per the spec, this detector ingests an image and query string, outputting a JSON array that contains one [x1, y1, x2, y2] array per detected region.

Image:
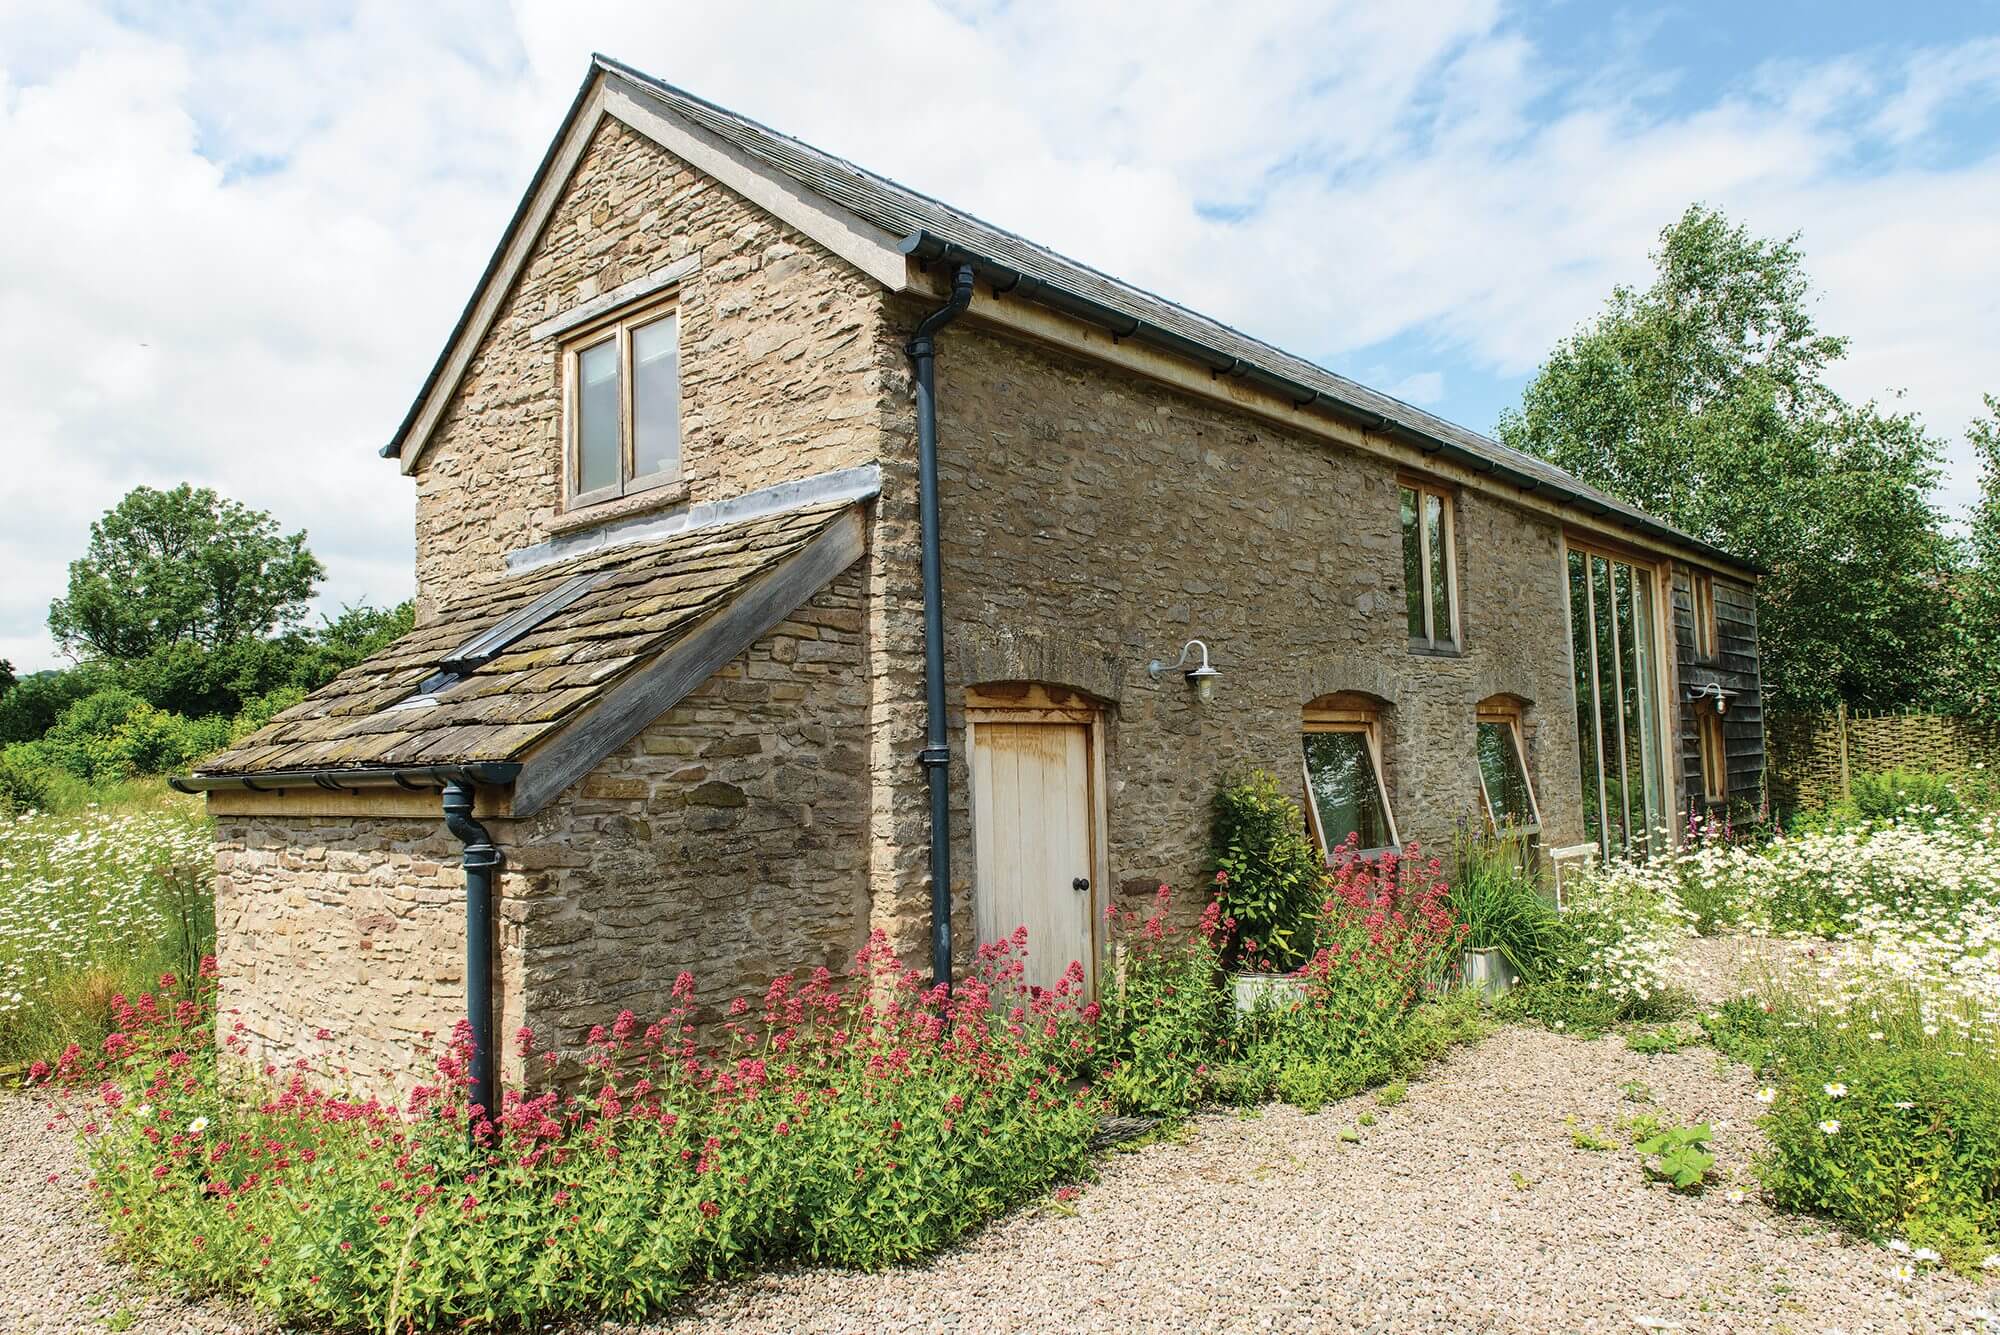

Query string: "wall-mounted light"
[[1690, 681, 1734, 715], [1148, 639, 1221, 704]]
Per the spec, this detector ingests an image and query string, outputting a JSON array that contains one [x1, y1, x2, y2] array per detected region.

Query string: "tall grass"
[[0, 781, 214, 1071]]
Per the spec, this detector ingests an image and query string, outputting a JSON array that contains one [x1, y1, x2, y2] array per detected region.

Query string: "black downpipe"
[[441, 779, 501, 1140], [908, 262, 976, 992]]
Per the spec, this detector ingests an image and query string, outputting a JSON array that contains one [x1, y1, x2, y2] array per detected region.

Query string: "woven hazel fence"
[[1767, 706, 2000, 813]]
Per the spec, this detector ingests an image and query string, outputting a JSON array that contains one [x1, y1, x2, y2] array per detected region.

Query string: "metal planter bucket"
[[1232, 971, 1306, 1015], [1460, 946, 1520, 1003]]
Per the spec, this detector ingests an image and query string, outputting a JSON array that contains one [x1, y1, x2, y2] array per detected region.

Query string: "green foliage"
[[1448, 832, 1564, 980], [1498, 205, 1957, 711], [1760, 1048, 2000, 1252], [0, 788, 214, 1066], [1941, 395, 2000, 722], [0, 667, 108, 746], [1097, 891, 1230, 1116], [1233, 850, 1472, 1110], [1568, 1120, 1619, 1151], [1840, 767, 1967, 828], [1209, 770, 1326, 971], [49, 484, 324, 661], [74, 936, 1099, 1330], [1625, 1023, 1703, 1054], [1709, 963, 2000, 1269], [38, 690, 229, 785], [1494, 978, 1623, 1037], [1633, 1121, 1716, 1191], [231, 685, 308, 740]]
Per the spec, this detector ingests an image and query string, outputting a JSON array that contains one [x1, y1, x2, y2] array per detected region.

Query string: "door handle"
[[1072, 876, 1090, 893]]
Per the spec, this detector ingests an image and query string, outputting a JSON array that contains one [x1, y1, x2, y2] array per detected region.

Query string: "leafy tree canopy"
[[1498, 205, 1956, 711], [48, 484, 324, 662]]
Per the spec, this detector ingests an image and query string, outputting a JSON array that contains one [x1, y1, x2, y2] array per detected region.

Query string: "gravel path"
[[4, 937, 1991, 1333], [0, 1093, 276, 1335]]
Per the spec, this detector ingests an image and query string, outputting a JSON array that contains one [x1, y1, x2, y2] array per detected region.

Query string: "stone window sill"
[[547, 482, 691, 536], [1408, 639, 1463, 660]]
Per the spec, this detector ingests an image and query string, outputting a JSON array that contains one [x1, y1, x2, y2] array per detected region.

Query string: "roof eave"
[[900, 230, 1762, 577], [171, 761, 524, 796]]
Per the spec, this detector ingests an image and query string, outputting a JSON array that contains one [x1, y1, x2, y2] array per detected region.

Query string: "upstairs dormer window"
[[565, 299, 681, 507]]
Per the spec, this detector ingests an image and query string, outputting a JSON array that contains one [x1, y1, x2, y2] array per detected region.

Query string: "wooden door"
[[970, 716, 1099, 995]]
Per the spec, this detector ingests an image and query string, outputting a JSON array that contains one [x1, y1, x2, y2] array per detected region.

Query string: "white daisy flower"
[[1755, 1087, 1777, 1105], [1818, 1118, 1841, 1135], [1823, 1082, 1848, 1098], [186, 1116, 208, 1136]]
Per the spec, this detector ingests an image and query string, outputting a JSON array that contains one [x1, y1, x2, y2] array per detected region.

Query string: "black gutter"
[[441, 778, 501, 1143], [171, 761, 518, 1143], [907, 261, 976, 992], [169, 762, 523, 795], [898, 231, 1761, 577]]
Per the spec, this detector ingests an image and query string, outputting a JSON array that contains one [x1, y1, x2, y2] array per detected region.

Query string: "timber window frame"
[[1564, 534, 1675, 860], [1300, 695, 1400, 859], [1399, 479, 1459, 652], [1691, 572, 1719, 663], [561, 295, 683, 509], [1474, 701, 1542, 837], [1696, 708, 1728, 804]]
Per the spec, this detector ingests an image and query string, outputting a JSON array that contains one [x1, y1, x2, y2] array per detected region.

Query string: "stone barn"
[[179, 56, 1765, 1099]]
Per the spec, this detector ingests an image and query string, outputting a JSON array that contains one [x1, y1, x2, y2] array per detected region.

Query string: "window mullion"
[[618, 323, 635, 496]]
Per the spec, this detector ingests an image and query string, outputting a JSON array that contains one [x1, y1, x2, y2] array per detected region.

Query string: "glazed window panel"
[[1475, 717, 1539, 833], [1400, 481, 1457, 650], [1566, 544, 1669, 860], [1698, 710, 1728, 803], [1301, 700, 1398, 857], [1691, 573, 1719, 662], [564, 298, 683, 506]]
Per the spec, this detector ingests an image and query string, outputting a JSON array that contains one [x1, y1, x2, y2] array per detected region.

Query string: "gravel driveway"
[[5, 938, 1991, 1334]]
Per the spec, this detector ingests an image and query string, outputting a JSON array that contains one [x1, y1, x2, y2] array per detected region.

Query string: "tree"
[[48, 484, 324, 662], [1497, 205, 1956, 711], [1940, 396, 2000, 720], [0, 659, 13, 696]]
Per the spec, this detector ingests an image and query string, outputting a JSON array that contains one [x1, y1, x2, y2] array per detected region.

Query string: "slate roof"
[[438, 56, 1744, 573], [195, 500, 856, 777]]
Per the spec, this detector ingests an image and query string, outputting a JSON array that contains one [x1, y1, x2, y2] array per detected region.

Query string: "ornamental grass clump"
[[57, 930, 1101, 1331], [1238, 844, 1472, 1110]]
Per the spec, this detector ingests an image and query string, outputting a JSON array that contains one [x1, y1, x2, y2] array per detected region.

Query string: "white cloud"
[[1, 1, 1996, 672]]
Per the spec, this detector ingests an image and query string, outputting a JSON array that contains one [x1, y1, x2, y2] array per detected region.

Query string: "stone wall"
[[213, 567, 871, 1089], [506, 565, 873, 1055], [410, 117, 901, 616], [863, 315, 1589, 956], [214, 812, 537, 1095]]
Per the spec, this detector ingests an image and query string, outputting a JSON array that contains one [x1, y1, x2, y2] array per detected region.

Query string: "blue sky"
[[1, 1, 1997, 672]]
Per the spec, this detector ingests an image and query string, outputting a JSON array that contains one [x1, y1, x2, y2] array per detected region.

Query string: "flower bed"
[[57, 934, 1100, 1330]]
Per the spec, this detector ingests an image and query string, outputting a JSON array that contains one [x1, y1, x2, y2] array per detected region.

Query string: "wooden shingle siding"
[[1673, 566, 1764, 811]]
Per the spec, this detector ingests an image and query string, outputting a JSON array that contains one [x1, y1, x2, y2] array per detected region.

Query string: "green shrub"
[[231, 685, 307, 739], [39, 689, 229, 782], [1448, 831, 1565, 980], [0, 742, 54, 814], [1844, 767, 1965, 827], [1209, 770, 1326, 971], [1761, 1046, 2000, 1251], [1098, 887, 1229, 1116], [69, 931, 1100, 1330], [1236, 848, 1468, 1109], [1494, 979, 1626, 1036]]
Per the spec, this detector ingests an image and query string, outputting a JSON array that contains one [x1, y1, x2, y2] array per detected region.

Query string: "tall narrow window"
[[1697, 709, 1727, 803], [1690, 573, 1718, 662], [1474, 702, 1541, 835], [1400, 481, 1457, 650], [564, 301, 682, 507], [1301, 694, 1399, 857], [1566, 542, 1668, 859]]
